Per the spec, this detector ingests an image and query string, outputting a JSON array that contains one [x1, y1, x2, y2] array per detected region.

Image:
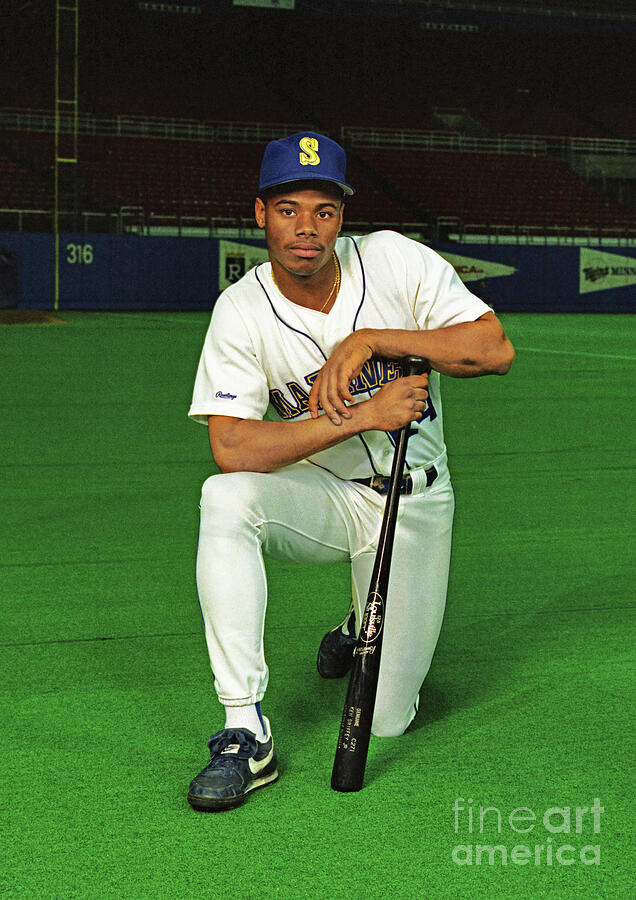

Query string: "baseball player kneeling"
[[187, 132, 514, 811]]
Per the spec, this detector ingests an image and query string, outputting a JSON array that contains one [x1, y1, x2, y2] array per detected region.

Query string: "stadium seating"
[[0, 152, 50, 210], [2, 0, 632, 241], [352, 148, 629, 232], [1, 128, 631, 238]]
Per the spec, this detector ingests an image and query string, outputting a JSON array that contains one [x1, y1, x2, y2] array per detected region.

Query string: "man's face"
[[254, 186, 344, 279]]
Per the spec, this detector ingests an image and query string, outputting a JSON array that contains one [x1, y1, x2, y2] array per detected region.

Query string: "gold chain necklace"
[[272, 252, 340, 313]]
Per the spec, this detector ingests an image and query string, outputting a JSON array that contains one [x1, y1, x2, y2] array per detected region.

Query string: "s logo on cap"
[[299, 136, 320, 167]]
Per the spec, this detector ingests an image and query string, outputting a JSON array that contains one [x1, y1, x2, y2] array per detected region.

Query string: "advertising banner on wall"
[[219, 240, 269, 291], [436, 251, 517, 284], [233, 0, 294, 8], [579, 247, 636, 295], [0, 232, 634, 313]]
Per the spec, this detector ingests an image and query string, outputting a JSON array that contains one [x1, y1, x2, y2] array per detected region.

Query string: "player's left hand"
[[309, 332, 375, 425]]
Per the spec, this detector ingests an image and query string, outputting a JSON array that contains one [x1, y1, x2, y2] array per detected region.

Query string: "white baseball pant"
[[195, 456, 454, 737]]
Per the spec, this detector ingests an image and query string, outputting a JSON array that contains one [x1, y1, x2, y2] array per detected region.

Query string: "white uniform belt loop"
[[409, 465, 438, 495]]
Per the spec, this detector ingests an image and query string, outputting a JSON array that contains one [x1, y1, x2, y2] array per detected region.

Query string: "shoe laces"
[[207, 728, 258, 760]]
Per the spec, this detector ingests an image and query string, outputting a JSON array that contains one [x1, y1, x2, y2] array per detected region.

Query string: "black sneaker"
[[187, 721, 278, 812], [317, 604, 357, 679]]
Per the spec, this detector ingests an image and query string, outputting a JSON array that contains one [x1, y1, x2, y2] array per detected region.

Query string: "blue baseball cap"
[[258, 132, 355, 196]]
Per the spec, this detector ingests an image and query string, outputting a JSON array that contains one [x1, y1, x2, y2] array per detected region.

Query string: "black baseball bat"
[[331, 355, 431, 792]]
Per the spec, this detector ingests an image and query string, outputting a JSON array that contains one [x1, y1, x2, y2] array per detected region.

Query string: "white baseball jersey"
[[189, 230, 491, 479]]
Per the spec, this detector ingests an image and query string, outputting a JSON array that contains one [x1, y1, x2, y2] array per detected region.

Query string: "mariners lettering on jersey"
[[269, 359, 399, 419], [299, 136, 320, 167], [268, 358, 437, 424]]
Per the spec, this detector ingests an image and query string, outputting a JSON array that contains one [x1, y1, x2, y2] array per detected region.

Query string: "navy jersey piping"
[[347, 237, 380, 472], [348, 236, 411, 471], [255, 265, 328, 361], [255, 258, 380, 475], [349, 237, 366, 333]]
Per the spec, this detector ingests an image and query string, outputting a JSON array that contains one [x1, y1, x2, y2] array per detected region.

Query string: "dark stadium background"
[[1, 0, 634, 310]]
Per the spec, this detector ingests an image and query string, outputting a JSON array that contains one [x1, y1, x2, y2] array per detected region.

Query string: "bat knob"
[[403, 355, 431, 376]]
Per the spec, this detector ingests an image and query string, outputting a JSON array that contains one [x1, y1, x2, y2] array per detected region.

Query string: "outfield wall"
[[0, 232, 634, 313]]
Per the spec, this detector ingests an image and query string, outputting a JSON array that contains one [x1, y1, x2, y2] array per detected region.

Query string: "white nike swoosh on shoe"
[[249, 744, 274, 775]]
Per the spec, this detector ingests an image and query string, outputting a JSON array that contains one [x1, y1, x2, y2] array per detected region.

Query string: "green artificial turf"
[[0, 311, 634, 899]]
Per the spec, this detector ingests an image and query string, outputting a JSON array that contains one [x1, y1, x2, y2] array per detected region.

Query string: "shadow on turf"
[[408, 681, 452, 732], [333, 681, 452, 788]]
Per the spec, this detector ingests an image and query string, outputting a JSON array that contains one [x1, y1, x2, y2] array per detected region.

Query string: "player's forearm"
[[209, 408, 370, 474], [209, 370, 429, 472], [363, 315, 515, 377]]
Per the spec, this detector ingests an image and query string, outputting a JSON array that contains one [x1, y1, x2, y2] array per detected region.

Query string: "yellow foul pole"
[[54, 1, 79, 311]]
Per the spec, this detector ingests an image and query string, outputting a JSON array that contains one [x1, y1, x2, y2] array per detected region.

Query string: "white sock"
[[340, 601, 356, 635], [224, 703, 268, 742]]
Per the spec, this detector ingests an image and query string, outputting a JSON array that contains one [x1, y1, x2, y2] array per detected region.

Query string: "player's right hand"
[[361, 374, 429, 432], [309, 332, 375, 425]]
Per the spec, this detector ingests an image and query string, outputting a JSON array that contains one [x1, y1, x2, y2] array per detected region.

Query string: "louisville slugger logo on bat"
[[357, 592, 384, 653]]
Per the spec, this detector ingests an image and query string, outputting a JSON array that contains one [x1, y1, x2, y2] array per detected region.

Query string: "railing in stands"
[[2, 109, 635, 155], [567, 136, 636, 155], [341, 126, 636, 156], [1, 207, 633, 246], [341, 127, 549, 154], [0, 109, 314, 143]]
